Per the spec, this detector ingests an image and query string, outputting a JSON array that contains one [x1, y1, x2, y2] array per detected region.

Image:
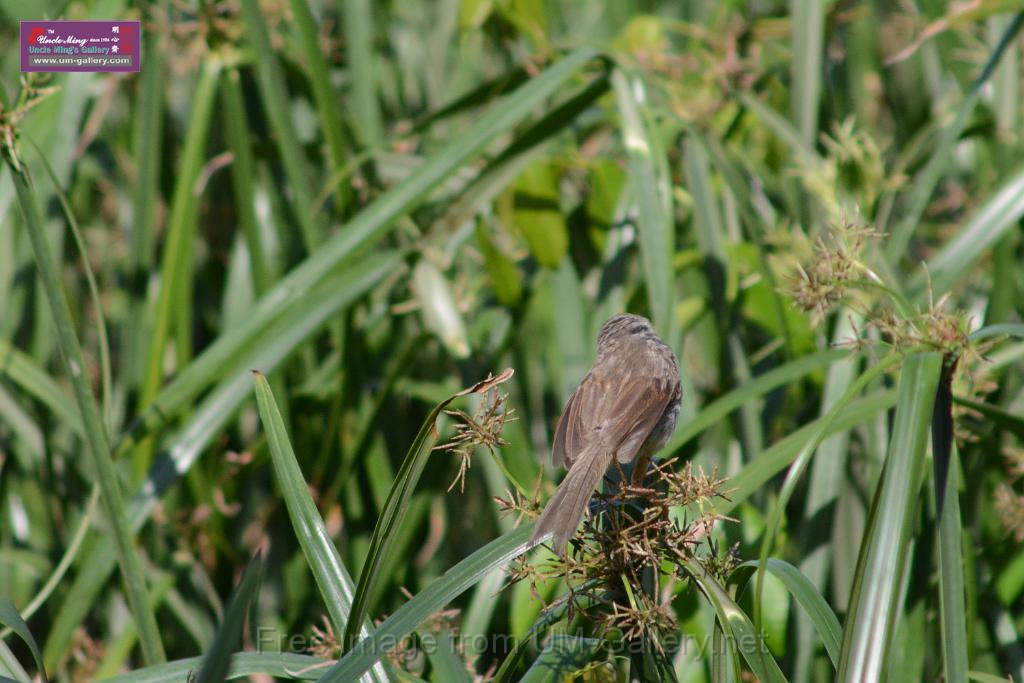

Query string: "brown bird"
[[532, 313, 682, 553]]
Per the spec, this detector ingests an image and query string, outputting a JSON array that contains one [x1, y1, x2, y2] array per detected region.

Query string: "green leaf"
[[342, 369, 517, 653], [118, 49, 601, 455], [666, 348, 851, 455], [135, 57, 222, 479], [694, 389, 898, 519], [251, 374, 389, 682], [422, 628, 473, 683], [102, 653, 330, 682], [519, 635, 603, 682], [836, 353, 942, 681], [475, 222, 523, 306], [789, 0, 825, 145], [287, 0, 349, 203], [325, 525, 535, 682], [8, 153, 166, 666], [0, 599, 47, 682], [917, 164, 1024, 296], [343, 0, 385, 149], [129, 27, 164, 275], [753, 352, 905, 637], [968, 671, 1018, 683], [238, 0, 322, 250], [412, 260, 471, 358], [26, 136, 113, 431], [732, 559, 842, 667], [252, 374, 373, 659], [43, 253, 400, 670], [612, 68, 674, 338], [0, 339, 82, 435], [682, 557, 787, 683], [195, 558, 263, 683], [886, 14, 1024, 263], [969, 323, 1024, 342], [510, 159, 568, 268], [221, 68, 274, 295], [586, 158, 626, 238], [491, 591, 586, 683]]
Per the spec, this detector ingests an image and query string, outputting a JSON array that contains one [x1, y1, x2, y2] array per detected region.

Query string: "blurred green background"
[[1, 1, 1023, 681]]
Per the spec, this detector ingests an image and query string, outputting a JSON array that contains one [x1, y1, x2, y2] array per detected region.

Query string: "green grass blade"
[[324, 524, 534, 682], [221, 68, 274, 294], [42, 253, 399, 668], [251, 372, 388, 683], [0, 599, 47, 682], [969, 323, 1024, 342], [102, 653, 329, 682], [934, 357, 968, 682], [0, 637, 31, 682], [422, 628, 473, 683], [26, 135, 113, 430], [682, 557, 786, 683], [612, 68, 674, 339], [794, 315, 861, 681], [130, 19, 164, 276], [691, 389, 898, 520], [135, 57, 221, 478], [737, 92, 819, 163], [753, 351, 906, 633], [239, 0, 323, 250], [836, 353, 942, 682], [342, 369, 515, 653], [789, 0, 824, 146], [732, 559, 842, 667], [343, 0, 385, 150], [138, 253, 399, 505], [288, 0, 350, 207], [683, 136, 726, 261], [0, 339, 82, 435], [7, 161, 165, 664], [117, 49, 599, 455], [968, 673, 1017, 683], [937, 444, 969, 682], [885, 13, 1024, 263], [666, 348, 850, 455], [682, 133, 762, 457], [519, 636, 601, 682], [916, 164, 1024, 296], [490, 592, 584, 683], [195, 558, 263, 683]]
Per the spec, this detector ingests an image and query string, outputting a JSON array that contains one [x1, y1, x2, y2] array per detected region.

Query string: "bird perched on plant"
[[532, 313, 681, 553]]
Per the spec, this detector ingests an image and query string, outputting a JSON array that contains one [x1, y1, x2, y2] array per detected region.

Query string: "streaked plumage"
[[532, 313, 682, 552]]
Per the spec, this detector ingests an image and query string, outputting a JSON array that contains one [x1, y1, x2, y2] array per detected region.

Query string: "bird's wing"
[[605, 372, 676, 464], [556, 353, 676, 468], [551, 386, 578, 469]]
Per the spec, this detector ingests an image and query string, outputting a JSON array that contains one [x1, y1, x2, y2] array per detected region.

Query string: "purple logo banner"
[[21, 20, 140, 73]]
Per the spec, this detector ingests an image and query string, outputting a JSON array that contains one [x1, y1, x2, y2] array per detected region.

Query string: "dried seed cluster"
[[435, 388, 517, 493], [505, 458, 733, 654]]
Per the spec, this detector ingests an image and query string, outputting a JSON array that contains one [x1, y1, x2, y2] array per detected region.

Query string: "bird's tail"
[[531, 444, 615, 553]]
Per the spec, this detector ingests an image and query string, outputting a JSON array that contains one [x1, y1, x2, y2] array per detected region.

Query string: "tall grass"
[[1, 2, 1023, 682]]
